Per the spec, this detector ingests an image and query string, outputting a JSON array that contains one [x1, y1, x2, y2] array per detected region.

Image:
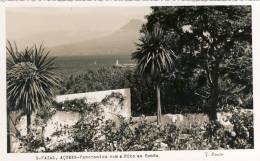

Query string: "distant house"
[[113, 59, 136, 68]]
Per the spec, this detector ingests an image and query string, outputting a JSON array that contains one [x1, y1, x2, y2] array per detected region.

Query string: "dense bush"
[[18, 132, 45, 153], [59, 67, 132, 94], [52, 99, 91, 112], [229, 107, 254, 148], [58, 67, 157, 116], [52, 92, 125, 113], [16, 103, 253, 152], [57, 67, 202, 115], [58, 66, 252, 116], [46, 106, 253, 152]]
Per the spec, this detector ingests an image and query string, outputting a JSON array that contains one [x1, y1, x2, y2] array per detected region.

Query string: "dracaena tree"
[[6, 41, 61, 134], [132, 26, 176, 125]]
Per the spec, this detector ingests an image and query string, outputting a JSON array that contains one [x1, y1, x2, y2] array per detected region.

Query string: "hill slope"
[[50, 19, 144, 56]]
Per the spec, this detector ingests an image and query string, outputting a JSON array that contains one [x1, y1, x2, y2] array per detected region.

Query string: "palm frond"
[[6, 41, 61, 113], [132, 26, 176, 78]]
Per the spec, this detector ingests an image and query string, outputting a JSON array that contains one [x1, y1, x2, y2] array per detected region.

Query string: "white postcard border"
[[0, 1, 260, 161]]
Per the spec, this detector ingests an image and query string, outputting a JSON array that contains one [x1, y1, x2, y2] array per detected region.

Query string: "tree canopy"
[[7, 41, 61, 132], [143, 6, 252, 119]]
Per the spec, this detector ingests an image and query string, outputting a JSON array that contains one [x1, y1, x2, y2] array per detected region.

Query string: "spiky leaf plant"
[[132, 26, 176, 125], [6, 41, 61, 133]]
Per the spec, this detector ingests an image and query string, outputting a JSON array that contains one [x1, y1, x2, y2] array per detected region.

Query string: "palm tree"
[[6, 41, 61, 134], [132, 26, 175, 125]]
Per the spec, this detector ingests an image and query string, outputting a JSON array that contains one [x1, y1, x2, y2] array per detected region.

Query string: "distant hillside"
[[49, 19, 144, 56]]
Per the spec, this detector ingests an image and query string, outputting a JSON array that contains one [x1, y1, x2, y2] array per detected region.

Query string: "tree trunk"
[[7, 112, 11, 153], [41, 126, 45, 145], [208, 85, 218, 121], [27, 109, 31, 134], [205, 62, 219, 121], [156, 85, 162, 125]]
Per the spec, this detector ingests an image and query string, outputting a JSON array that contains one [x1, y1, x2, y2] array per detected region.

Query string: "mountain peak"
[[120, 19, 144, 31], [51, 19, 144, 56]]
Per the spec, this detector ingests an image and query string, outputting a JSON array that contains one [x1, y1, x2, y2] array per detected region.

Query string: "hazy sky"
[[6, 7, 151, 47]]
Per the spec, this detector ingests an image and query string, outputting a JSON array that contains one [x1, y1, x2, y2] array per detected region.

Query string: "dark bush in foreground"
[[15, 103, 253, 152], [47, 107, 253, 152], [58, 67, 253, 117]]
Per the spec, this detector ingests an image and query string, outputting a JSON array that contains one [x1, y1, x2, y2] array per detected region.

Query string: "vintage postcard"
[[0, 1, 259, 161]]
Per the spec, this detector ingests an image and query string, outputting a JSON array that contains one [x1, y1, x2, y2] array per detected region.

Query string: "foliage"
[[51, 113, 163, 152], [92, 118, 135, 151], [61, 104, 104, 152], [132, 25, 176, 125], [229, 107, 254, 148], [59, 67, 132, 94], [101, 92, 125, 107], [6, 41, 61, 133], [131, 118, 162, 151], [14, 116, 46, 153], [202, 108, 253, 149], [58, 67, 158, 116], [7, 41, 61, 112], [36, 105, 56, 123], [143, 6, 252, 120], [58, 6, 253, 116], [52, 92, 125, 113], [15, 103, 253, 152], [8, 6, 254, 153], [18, 131, 45, 153], [132, 25, 175, 79], [52, 99, 90, 112], [58, 62, 252, 116], [46, 105, 253, 152]]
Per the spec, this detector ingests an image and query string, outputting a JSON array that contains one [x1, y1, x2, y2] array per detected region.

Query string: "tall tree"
[[6, 41, 61, 134], [132, 26, 175, 125], [144, 6, 252, 120]]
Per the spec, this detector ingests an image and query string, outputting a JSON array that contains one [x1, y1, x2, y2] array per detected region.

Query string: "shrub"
[[16, 101, 253, 152], [229, 107, 254, 149], [53, 108, 253, 152], [52, 99, 90, 112], [202, 107, 253, 149]]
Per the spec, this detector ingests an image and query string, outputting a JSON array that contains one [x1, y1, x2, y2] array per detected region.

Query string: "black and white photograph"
[[4, 5, 254, 154]]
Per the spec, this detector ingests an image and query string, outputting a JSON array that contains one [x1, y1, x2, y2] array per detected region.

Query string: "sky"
[[6, 7, 151, 47]]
